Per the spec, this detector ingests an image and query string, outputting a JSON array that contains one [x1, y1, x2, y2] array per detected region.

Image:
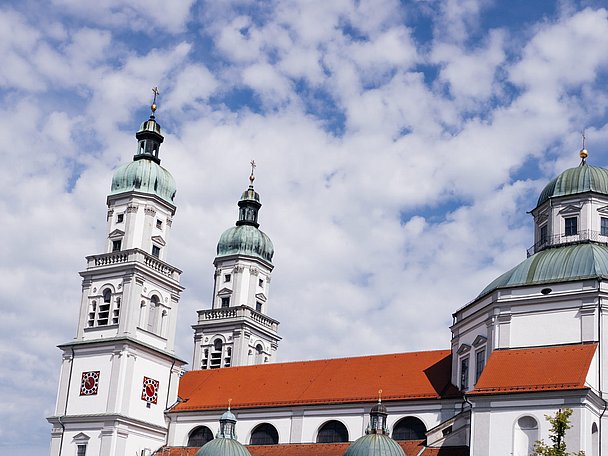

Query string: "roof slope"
[[173, 350, 458, 412], [537, 162, 608, 207], [156, 442, 469, 456], [471, 343, 597, 395], [478, 243, 608, 298]]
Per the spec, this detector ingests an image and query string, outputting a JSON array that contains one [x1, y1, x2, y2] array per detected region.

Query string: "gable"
[[108, 229, 125, 239], [558, 204, 582, 215], [151, 235, 166, 246]]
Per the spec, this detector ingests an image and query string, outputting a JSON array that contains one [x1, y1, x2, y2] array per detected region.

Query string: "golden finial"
[[151, 86, 160, 114], [249, 160, 256, 184], [228, 398, 232, 411], [378, 389, 383, 403], [580, 130, 588, 161]]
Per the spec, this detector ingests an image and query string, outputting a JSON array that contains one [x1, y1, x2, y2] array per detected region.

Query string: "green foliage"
[[532, 408, 585, 456]]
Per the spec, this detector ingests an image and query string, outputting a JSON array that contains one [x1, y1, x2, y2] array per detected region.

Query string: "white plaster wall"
[[510, 309, 581, 347], [66, 353, 113, 415]]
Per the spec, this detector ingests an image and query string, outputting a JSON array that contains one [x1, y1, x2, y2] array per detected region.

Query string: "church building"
[[48, 102, 607, 456]]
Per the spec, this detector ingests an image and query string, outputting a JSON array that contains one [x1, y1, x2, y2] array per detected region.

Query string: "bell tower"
[[192, 163, 281, 370], [48, 91, 186, 456]]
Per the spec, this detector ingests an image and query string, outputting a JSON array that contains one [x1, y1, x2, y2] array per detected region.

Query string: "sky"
[[2, 0, 608, 454]]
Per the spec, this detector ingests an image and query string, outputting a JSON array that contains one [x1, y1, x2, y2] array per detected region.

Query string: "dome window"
[[601, 217, 608, 236], [565, 217, 578, 236]]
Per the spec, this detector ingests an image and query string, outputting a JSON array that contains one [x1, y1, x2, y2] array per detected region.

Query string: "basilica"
[[48, 104, 607, 455]]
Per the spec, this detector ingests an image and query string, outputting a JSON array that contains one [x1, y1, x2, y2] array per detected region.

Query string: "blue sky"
[[2, 1, 608, 455]]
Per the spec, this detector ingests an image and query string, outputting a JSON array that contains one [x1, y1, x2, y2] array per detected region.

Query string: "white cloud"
[[3, 2, 608, 455]]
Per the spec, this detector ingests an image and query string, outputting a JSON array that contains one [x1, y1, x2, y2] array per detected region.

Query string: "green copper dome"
[[344, 434, 405, 456], [110, 159, 176, 204], [537, 162, 608, 207], [217, 177, 273, 263], [195, 438, 251, 456], [479, 243, 608, 298], [217, 225, 274, 263], [110, 111, 176, 205]]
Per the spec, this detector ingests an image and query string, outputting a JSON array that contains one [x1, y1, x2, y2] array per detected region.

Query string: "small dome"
[[195, 438, 251, 456], [537, 162, 608, 207], [344, 434, 405, 456], [479, 243, 608, 298], [370, 402, 388, 415], [217, 225, 274, 263], [111, 158, 176, 205]]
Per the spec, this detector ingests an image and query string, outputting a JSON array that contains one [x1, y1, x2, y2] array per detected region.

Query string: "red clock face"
[[141, 376, 159, 404], [80, 371, 100, 396]]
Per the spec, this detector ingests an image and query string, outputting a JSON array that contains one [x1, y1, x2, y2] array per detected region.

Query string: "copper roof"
[[173, 350, 458, 412], [471, 343, 597, 395]]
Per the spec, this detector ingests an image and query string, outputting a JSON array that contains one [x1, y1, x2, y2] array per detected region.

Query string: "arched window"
[[210, 338, 223, 369], [187, 426, 214, 447], [250, 423, 279, 445], [592, 422, 599, 456], [255, 344, 264, 364], [96, 288, 112, 326], [317, 420, 349, 443], [147, 295, 160, 333], [392, 417, 427, 440], [513, 416, 538, 456]]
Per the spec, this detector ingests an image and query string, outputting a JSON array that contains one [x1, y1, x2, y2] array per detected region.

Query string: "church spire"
[[134, 87, 164, 164]]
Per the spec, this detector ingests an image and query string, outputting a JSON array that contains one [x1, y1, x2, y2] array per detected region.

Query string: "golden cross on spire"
[[249, 160, 256, 184], [378, 389, 383, 403], [228, 398, 232, 411], [151, 86, 160, 114]]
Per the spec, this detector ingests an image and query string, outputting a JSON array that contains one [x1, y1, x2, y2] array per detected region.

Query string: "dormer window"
[[565, 217, 577, 236]]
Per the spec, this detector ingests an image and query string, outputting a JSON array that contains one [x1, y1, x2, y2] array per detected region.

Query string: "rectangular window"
[[152, 245, 160, 258], [224, 274, 231, 282], [602, 217, 608, 236], [77, 445, 87, 456], [259, 278, 264, 287], [221, 297, 230, 308], [540, 225, 548, 244], [156, 219, 163, 229], [116, 214, 124, 223], [460, 357, 469, 390], [475, 349, 486, 382], [112, 240, 122, 252], [256, 301, 263, 312], [565, 217, 577, 236]]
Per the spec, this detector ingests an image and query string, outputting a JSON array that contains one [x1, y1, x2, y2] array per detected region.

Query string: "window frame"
[[564, 216, 578, 236], [475, 348, 486, 383], [602, 217, 608, 236], [460, 356, 470, 390]]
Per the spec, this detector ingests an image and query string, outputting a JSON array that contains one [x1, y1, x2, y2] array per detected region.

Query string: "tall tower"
[[48, 95, 186, 456], [192, 164, 280, 369]]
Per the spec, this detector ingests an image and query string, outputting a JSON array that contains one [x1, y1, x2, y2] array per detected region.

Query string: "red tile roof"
[[470, 343, 597, 395], [173, 350, 459, 412], [156, 442, 469, 456]]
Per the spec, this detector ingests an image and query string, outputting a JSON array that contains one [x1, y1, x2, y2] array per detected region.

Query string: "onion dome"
[[344, 400, 405, 456], [479, 243, 608, 298], [110, 91, 177, 205], [536, 158, 608, 208], [195, 408, 251, 456], [217, 164, 274, 263]]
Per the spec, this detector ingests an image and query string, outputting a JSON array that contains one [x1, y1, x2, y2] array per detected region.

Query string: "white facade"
[[48, 113, 186, 456]]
